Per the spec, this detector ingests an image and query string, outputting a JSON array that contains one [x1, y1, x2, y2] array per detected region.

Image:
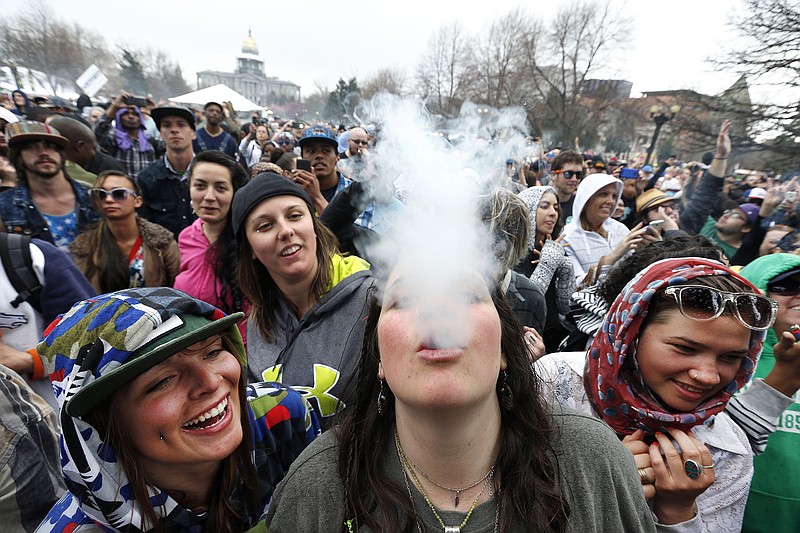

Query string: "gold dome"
[[242, 31, 258, 54]]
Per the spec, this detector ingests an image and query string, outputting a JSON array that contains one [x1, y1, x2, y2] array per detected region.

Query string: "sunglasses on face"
[[768, 279, 800, 296], [663, 285, 778, 331], [91, 187, 137, 202], [553, 169, 584, 180]]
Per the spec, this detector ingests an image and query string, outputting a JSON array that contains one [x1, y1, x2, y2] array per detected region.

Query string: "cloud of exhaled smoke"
[[353, 94, 532, 347]]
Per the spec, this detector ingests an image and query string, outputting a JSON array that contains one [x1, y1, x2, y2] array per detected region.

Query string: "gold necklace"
[[395, 430, 494, 533], [404, 449, 494, 508]]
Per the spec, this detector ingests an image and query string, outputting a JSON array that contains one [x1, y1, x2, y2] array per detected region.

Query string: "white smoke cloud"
[[353, 94, 532, 347]]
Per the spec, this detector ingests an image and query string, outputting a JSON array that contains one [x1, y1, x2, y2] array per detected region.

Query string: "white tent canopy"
[[168, 84, 262, 111]]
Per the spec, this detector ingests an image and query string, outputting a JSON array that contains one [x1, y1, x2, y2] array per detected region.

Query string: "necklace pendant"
[[444, 527, 460, 533], [454, 490, 460, 508]]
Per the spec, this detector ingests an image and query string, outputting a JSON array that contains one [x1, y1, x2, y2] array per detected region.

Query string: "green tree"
[[325, 78, 360, 122], [118, 49, 148, 95]]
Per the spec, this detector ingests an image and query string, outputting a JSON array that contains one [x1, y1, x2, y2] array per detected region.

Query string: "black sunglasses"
[[768, 279, 800, 297], [553, 169, 584, 180], [91, 187, 137, 202]]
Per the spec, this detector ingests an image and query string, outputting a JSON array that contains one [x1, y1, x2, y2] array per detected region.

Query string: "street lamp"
[[644, 104, 681, 166]]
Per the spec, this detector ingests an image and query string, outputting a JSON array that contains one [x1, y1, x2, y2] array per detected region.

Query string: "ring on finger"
[[701, 463, 715, 470], [638, 468, 652, 484], [684, 459, 702, 480]]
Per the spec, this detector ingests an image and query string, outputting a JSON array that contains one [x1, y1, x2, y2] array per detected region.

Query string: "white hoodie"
[[561, 173, 629, 283]]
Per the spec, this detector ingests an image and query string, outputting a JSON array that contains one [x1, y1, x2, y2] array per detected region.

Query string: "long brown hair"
[[86, 171, 139, 293], [187, 151, 249, 314], [237, 210, 339, 342], [85, 333, 256, 533], [336, 285, 570, 532]]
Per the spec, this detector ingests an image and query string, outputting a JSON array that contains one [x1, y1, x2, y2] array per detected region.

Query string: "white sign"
[[75, 64, 108, 98]]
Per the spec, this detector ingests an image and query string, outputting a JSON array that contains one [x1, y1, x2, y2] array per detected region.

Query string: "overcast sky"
[[5, 0, 757, 101]]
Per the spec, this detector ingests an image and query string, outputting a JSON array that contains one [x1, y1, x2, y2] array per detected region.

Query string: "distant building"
[[196, 32, 300, 106]]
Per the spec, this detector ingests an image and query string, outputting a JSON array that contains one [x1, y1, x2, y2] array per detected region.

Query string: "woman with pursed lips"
[[232, 173, 373, 427], [536, 257, 775, 531], [174, 151, 250, 344], [264, 261, 656, 532], [71, 170, 179, 293]]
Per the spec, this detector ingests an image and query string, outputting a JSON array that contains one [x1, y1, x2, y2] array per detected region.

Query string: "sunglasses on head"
[[91, 187, 137, 202], [553, 169, 584, 180], [664, 284, 777, 331]]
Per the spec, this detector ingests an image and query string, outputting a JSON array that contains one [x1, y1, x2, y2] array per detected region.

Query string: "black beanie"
[[231, 172, 315, 235]]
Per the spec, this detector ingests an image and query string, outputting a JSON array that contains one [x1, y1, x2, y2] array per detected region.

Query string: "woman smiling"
[[562, 173, 655, 287], [232, 173, 373, 426], [536, 258, 774, 531], [35, 288, 319, 532]]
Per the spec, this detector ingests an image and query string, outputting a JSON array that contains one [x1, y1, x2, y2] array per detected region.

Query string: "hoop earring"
[[377, 379, 388, 415], [499, 370, 514, 411]]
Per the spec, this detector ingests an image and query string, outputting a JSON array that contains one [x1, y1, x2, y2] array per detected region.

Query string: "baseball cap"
[[660, 178, 682, 192], [151, 105, 196, 130], [298, 124, 338, 150], [747, 187, 767, 201], [590, 156, 606, 170], [204, 101, 224, 111], [5, 120, 69, 149], [737, 203, 760, 226], [38, 287, 244, 417], [642, 165, 653, 173]]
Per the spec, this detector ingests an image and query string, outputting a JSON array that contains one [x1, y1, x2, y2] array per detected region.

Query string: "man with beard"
[[0, 121, 99, 249], [193, 101, 238, 158], [700, 203, 760, 259], [336, 126, 369, 180], [137, 106, 198, 239]]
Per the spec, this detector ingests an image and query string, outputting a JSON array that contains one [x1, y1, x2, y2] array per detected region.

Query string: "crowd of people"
[[0, 88, 798, 532]]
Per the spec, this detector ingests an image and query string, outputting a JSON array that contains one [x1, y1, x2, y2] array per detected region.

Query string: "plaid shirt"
[[96, 117, 157, 179], [0, 366, 65, 531], [333, 174, 375, 229], [104, 133, 157, 179]]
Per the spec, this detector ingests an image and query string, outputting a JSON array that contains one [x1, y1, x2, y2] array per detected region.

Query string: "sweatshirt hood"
[[518, 186, 557, 251], [568, 173, 622, 230]]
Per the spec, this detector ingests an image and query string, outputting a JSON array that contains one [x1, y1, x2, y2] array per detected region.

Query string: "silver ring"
[[701, 463, 715, 469], [684, 459, 702, 479]]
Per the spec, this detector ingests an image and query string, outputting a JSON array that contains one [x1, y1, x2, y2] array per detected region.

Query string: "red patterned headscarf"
[[584, 257, 764, 436]]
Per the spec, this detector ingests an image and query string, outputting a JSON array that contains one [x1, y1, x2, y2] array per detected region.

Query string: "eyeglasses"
[[664, 285, 778, 331], [553, 169, 585, 180], [350, 139, 369, 146], [91, 187, 137, 202], [722, 209, 745, 220]]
